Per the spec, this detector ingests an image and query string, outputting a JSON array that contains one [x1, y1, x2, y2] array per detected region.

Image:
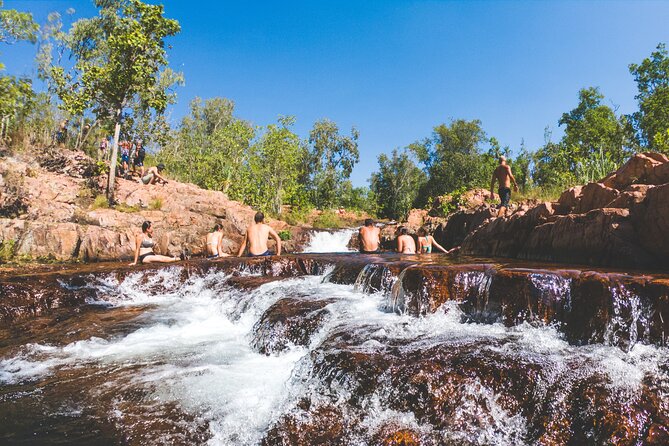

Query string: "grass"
[[149, 198, 163, 210], [91, 195, 109, 209], [115, 203, 140, 213], [514, 185, 565, 203]]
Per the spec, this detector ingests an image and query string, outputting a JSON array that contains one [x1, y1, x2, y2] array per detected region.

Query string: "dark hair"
[[142, 221, 152, 233], [364, 218, 374, 227], [157, 163, 165, 171], [417, 227, 427, 236], [400, 227, 408, 235], [213, 223, 222, 231], [254, 211, 264, 223]]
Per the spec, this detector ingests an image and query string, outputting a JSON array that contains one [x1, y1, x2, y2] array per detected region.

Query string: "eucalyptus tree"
[[38, 0, 181, 201], [307, 119, 360, 209], [370, 148, 425, 220]]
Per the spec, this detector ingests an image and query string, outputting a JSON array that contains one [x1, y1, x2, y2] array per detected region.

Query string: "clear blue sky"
[[4, 0, 669, 186]]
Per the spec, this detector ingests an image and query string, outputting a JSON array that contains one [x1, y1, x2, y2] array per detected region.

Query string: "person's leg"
[[497, 206, 507, 217], [143, 254, 178, 263]]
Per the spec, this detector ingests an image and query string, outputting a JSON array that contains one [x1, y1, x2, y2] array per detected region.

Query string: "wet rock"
[[252, 296, 337, 354], [262, 403, 350, 446]]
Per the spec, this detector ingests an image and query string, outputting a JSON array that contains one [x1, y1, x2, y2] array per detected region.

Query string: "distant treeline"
[[1, 1, 668, 221]]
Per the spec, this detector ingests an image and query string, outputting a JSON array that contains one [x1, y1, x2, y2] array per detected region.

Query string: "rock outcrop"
[[0, 148, 305, 262], [431, 152, 669, 269]]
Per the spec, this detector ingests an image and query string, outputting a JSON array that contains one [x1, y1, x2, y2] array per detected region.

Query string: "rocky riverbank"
[[0, 147, 315, 263]]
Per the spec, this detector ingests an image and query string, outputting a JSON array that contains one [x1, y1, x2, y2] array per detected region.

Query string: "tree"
[[246, 116, 306, 214], [629, 43, 669, 152], [0, 0, 38, 49], [38, 0, 181, 201], [370, 148, 425, 220], [159, 97, 255, 195], [411, 119, 490, 204], [307, 119, 360, 209]]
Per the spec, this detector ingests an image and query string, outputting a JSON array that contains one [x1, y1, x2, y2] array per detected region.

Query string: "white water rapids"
[[301, 228, 357, 253], [1, 265, 668, 445]]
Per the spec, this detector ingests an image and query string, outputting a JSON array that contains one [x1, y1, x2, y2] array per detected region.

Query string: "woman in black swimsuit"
[[130, 221, 180, 265]]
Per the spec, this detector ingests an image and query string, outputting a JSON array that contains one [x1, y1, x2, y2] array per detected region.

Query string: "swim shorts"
[[498, 187, 511, 208]]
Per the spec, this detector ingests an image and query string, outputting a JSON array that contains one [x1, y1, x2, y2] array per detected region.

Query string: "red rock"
[[557, 186, 583, 213], [575, 182, 619, 213], [601, 153, 661, 190], [605, 184, 653, 208], [631, 183, 669, 258], [642, 151, 669, 163]]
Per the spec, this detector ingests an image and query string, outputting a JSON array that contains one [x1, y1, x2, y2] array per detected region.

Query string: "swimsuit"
[[360, 249, 381, 254], [139, 237, 155, 263], [498, 187, 511, 208], [248, 250, 273, 257], [420, 236, 433, 253]]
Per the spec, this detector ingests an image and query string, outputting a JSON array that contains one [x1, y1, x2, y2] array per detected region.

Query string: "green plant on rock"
[[313, 210, 344, 229], [149, 198, 163, 210], [0, 239, 16, 262], [92, 194, 109, 209], [278, 230, 291, 241]]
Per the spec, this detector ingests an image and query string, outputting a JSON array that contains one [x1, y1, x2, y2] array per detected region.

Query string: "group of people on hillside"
[[99, 137, 169, 186], [129, 157, 518, 265]]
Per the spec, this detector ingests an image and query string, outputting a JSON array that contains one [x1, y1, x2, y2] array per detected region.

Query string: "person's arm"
[[507, 165, 519, 192], [430, 236, 449, 253], [269, 227, 282, 256], [130, 234, 141, 265], [154, 171, 168, 184], [237, 233, 247, 257], [397, 236, 404, 253]]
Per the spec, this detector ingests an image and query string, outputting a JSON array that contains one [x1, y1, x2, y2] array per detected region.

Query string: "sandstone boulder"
[[575, 182, 619, 213], [631, 183, 669, 260], [605, 184, 653, 209], [433, 205, 497, 250], [601, 153, 662, 190], [557, 185, 583, 213]]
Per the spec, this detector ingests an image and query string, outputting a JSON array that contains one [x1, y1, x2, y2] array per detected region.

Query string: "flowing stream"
[[1, 257, 668, 445], [301, 229, 356, 253]]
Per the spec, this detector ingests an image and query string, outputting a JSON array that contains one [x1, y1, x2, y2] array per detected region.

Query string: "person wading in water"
[[396, 227, 417, 254], [237, 212, 282, 257], [489, 155, 519, 217]]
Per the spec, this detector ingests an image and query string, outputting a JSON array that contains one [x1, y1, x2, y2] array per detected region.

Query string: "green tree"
[[370, 148, 425, 220], [0, 0, 38, 49], [307, 119, 360, 209], [159, 97, 255, 194], [629, 43, 669, 152], [412, 119, 490, 204], [246, 116, 306, 215], [38, 0, 181, 201]]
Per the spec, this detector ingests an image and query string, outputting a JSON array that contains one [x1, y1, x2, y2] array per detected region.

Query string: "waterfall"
[[302, 228, 357, 253]]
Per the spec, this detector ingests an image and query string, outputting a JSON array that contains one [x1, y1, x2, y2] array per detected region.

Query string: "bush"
[[115, 203, 140, 213], [283, 206, 313, 226], [149, 198, 163, 210], [313, 210, 345, 229], [92, 195, 109, 209], [278, 230, 291, 241], [0, 240, 16, 262]]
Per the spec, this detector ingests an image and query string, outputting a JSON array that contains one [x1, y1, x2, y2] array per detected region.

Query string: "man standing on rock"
[[490, 156, 519, 217], [359, 218, 381, 254], [237, 212, 282, 257]]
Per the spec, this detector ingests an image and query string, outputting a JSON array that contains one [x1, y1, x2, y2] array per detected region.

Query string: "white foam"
[[302, 229, 357, 253]]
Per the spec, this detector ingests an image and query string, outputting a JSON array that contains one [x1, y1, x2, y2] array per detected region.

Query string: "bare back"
[[246, 223, 273, 255], [493, 164, 513, 188], [359, 226, 380, 252], [206, 232, 223, 256], [397, 234, 416, 254]]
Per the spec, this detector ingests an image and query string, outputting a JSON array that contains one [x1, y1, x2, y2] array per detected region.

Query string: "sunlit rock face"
[[1, 254, 669, 445]]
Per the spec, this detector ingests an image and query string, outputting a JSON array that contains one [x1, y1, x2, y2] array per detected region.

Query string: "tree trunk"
[[76, 119, 98, 152], [107, 111, 122, 203]]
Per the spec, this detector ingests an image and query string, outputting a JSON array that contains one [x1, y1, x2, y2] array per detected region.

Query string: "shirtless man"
[[397, 227, 416, 254], [359, 218, 381, 254], [206, 224, 229, 258], [237, 212, 282, 257], [490, 156, 519, 217]]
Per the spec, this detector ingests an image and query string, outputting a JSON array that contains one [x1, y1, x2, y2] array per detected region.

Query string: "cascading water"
[[301, 228, 357, 253], [1, 259, 668, 445]]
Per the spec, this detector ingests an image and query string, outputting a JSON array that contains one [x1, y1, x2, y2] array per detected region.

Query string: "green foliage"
[[440, 186, 468, 216], [278, 230, 291, 241], [312, 210, 345, 229], [306, 119, 360, 209], [370, 148, 425, 220], [149, 198, 162, 210], [283, 206, 313, 226], [0, 1, 38, 48], [629, 43, 669, 153], [115, 203, 140, 213], [0, 239, 16, 262], [92, 195, 109, 209]]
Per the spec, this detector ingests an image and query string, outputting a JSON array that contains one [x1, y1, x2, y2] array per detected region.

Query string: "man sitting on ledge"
[[237, 211, 282, 257], [359, 218, 381, 254]]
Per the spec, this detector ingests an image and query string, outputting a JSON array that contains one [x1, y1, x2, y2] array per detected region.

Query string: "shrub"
[[313, 210, 345, 229], [278, 230, 291, 241], [0, 240, 16, 262], [149, 198, 163, 210], [92, 195, 109, 209], [115, 203, 140, 213]]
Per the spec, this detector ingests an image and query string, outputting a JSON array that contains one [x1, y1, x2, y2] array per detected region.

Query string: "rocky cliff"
[[0, 147, 307, 262]]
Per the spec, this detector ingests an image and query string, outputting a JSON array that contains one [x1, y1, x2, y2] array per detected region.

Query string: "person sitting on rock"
[[140, 163, 168, 185], [417, 227, 450, 254], [206, 223, 230, 258], [359, 218, 381, 254], [237, 211, 281, 257], [489, 155, 519, 217], [130, 221, 181, 265], [397, 227, 416, 254]]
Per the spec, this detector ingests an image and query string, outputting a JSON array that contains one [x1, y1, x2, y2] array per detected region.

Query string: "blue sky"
[[3, 0, 669, 186]]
